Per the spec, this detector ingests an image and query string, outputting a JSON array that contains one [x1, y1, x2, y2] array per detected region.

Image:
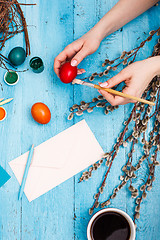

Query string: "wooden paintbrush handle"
[[0, 98, 13, 106], [95, 85, 155, 106]]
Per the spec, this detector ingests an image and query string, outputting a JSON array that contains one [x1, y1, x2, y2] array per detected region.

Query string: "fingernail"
[[100, 82, 108, 87], [71, 59, 78, 66], [77, 69, 86, 74], [77, 70, 86, 75]]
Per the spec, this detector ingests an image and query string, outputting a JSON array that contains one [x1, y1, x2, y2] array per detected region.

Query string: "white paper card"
[[9, 120, 104, 202]]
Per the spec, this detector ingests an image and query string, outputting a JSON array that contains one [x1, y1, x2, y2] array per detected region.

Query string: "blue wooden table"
[[0, 1, 160, 239]]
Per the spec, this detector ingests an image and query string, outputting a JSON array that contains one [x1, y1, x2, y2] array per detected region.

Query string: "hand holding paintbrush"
[[58, 58, 160, 107], [73, 79, 155, 106]]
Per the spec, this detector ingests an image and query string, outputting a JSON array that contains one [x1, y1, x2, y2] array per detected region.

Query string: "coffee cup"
[[87, 208, 136, 240]]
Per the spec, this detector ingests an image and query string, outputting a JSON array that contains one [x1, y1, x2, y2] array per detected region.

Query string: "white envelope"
[[9, 120, 104, 202]]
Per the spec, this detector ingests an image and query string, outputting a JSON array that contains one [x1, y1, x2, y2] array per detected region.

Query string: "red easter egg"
[[31, 102, 51, 124], [59, 62, 77, 84]]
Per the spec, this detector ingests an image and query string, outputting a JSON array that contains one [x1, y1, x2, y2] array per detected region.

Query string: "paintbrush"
[[0, 98, 13, 106], [73, 79, 155, 106], [0, 98, 4, 102]]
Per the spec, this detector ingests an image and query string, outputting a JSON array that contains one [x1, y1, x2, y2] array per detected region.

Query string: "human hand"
[[99, 57, 160, 106], [54, 30, 101, 77]]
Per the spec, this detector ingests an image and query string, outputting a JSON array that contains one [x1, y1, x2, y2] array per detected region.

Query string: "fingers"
[[54, 40, 83, 76], [100, 70, 130, 88], [99, 83, 137, 106], [98, 69, 133, 106], [99, 89, 130, 106], [77, 69, 86, 75], [71, 45, 90, 66], [54, 50, 76, 77]]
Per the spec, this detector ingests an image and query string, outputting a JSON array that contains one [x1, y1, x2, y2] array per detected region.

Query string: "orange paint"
[[0, 107, 6, 121]]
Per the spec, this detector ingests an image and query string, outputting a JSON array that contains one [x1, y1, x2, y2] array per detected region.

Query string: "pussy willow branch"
[[89, 106, 137, 214], [68, 96, 118, 120], [90, 82, 160, 214], [79, 75, 159, 185], [72, 28, 160, 218], [100, 140, 137, 209], [101, 105, 160, 210], [68, 27, 160, 120], [134, 146, 159, 223], [82, 27, 160, 82]]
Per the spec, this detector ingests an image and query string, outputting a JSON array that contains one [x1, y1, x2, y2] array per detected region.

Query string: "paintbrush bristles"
[[73, 79, 155, 106], [73, 79, 95, 88], [72, 79, 83, 85]]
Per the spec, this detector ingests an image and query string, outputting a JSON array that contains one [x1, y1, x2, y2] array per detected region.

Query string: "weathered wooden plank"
[[0, 9, 24, 240], [0, 0, 74, 239], [73, 1, 160, 240], [122, 4, 160, 240], [73, 0, 127, 239], [20, 1, 75, 239]]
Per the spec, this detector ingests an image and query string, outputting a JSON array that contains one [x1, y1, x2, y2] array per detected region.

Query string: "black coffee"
[[91, 211, 130, 240]]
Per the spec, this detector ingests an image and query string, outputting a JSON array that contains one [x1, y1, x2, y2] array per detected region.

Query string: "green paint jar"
[[29, 57, 44, 73], [4, 71, 19, 86]]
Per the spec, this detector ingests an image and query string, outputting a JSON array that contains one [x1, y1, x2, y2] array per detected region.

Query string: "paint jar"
[[0, 107, 7, 121], [4, 71, 19, 86], [29, 57, 44, 73]]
